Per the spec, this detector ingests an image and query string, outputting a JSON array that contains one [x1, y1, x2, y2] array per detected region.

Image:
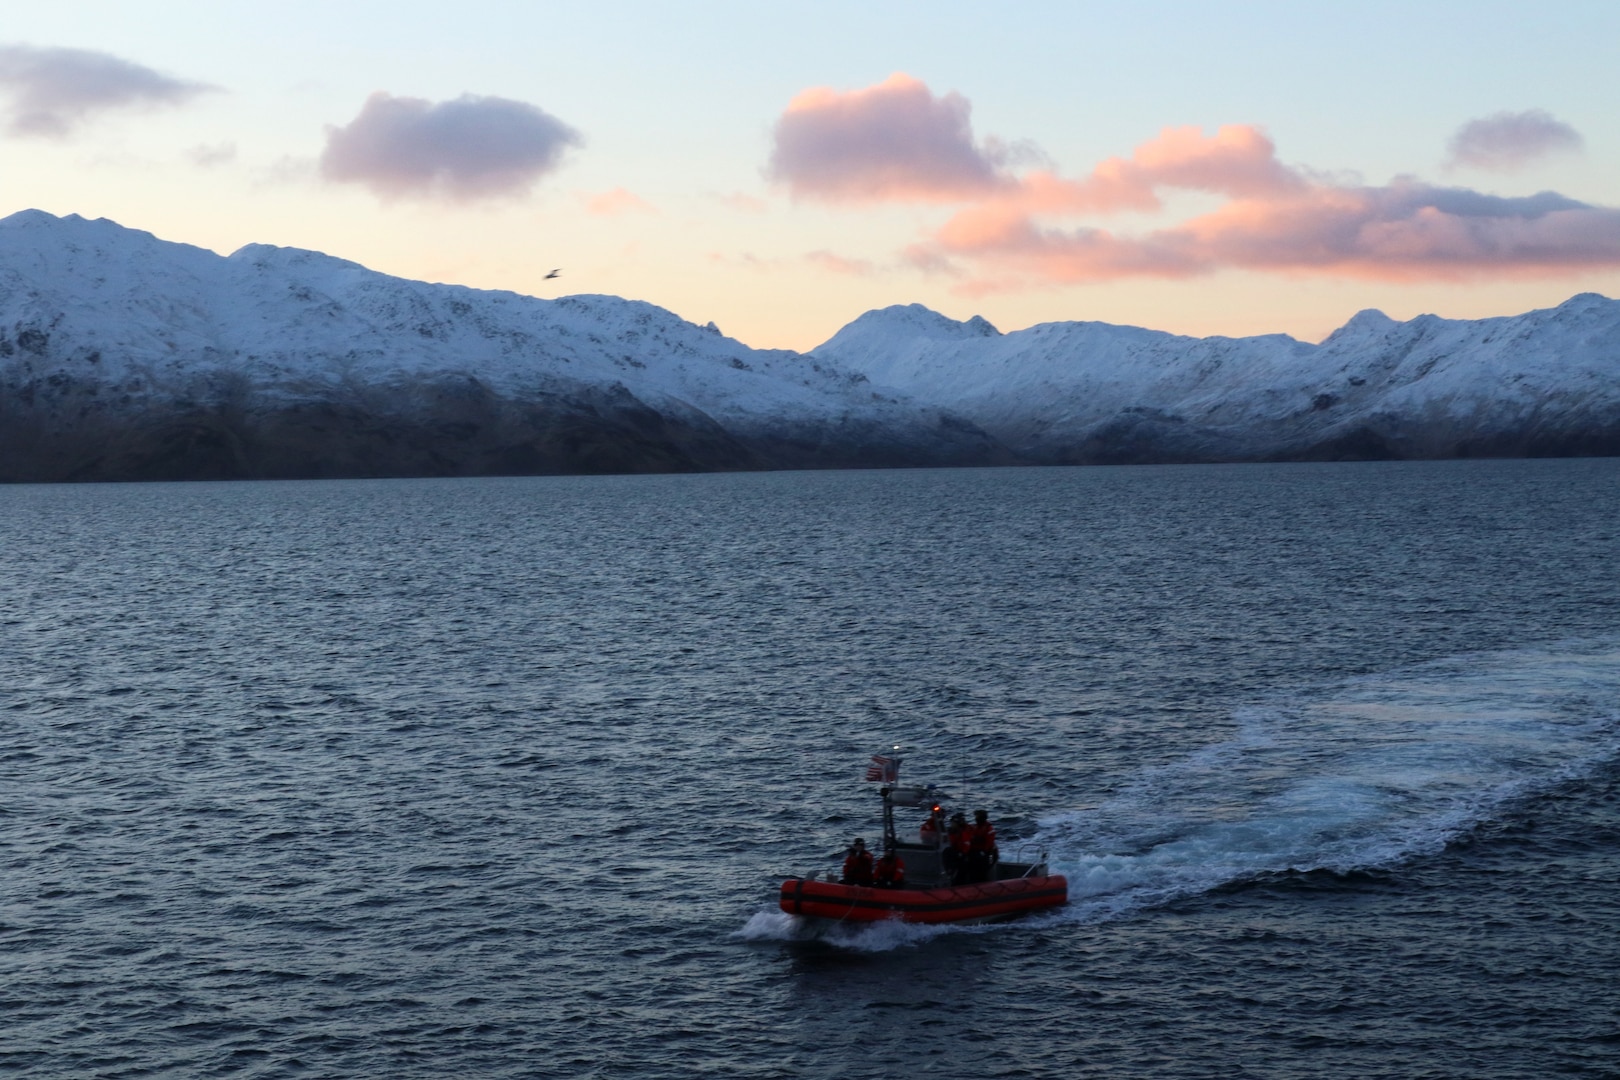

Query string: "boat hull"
[[779, 874, 1068, 925]]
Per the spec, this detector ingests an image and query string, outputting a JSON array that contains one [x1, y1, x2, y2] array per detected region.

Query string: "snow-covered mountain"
[[812, 296, 1620, 463], [0, 211, 1000, 482], [3, 209, 1617, 482]]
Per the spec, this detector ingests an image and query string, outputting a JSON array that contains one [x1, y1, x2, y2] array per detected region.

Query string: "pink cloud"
[[889, 121, 1620, 287], [764, 76, 1620, 285], [585, 187, 655, 216], [1170, 184, 1620, 277], [1446, 109, 1584, 172], [0, 44, 214, 138], [926, 177, 1620, 288], [804, 250, 877, 276], [766, 73, 1013, 203], [321, 91, 582, 202], [1002, 125, 1305, 217]]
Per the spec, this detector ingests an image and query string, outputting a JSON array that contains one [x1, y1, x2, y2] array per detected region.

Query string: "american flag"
[[864, 754, 901, 783]]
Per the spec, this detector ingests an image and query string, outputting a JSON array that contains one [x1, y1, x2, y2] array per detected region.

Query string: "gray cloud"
[[186, 140, 237, 167], [1446, 109, 1584, 172], [320, 92, 583, 202], [0, 44, 215, 137], [766, 73, 1010, 203]]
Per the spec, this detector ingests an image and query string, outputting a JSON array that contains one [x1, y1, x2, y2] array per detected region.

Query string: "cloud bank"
[[927, 177, 1620, 290], [1446, 109, 1584, 172], [770, 76, 1620, 289], [0, 44, 214, 137], [321, 92, 582, 202]]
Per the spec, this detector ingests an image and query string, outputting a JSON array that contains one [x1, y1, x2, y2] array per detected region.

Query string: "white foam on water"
[[734, 908, 799, 941], [731, 903, 967, 950], [1038, 639, 1620, 925]]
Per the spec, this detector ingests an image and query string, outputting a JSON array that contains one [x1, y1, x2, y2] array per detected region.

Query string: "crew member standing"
[[967, 809, 999, 883], [946, 812, 973, 885], [919, 805, 944, 847]]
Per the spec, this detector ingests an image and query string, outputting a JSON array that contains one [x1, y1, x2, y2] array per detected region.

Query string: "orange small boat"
[[779, 872, 1069, 925], [778, 763, 1067, 926]]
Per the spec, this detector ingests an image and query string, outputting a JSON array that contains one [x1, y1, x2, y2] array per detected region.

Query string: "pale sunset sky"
[[3, 0, 1618, 350]]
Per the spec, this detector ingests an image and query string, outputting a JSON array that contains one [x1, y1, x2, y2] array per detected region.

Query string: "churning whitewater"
[[1042, 641, 1620, 922]]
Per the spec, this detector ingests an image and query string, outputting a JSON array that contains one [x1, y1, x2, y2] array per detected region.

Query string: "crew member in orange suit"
[[919, 805, 944, 846], [841, 837, 874, 886], [873, 848, 906, 889], [967, 809, 999, 883], [946, 812, 973, 884]]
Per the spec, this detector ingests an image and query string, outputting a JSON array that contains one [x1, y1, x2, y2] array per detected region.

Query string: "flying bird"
[[544, 268, 561, 280]]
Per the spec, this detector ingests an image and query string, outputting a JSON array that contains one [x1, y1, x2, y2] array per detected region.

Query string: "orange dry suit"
[[945, 819, 973, 884], [969, 821, 998, 858], [966, 820, 999, 883], [873, 851, 906, 889], [842, 848, 874, 887]]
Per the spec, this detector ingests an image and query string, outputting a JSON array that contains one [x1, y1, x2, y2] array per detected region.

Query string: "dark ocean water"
[[3, 459, 1619, 1079]]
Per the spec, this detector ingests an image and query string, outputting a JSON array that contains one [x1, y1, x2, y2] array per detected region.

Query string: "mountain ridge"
[[811, 291, 1620, 463], [0, 211, 1003, 481], [3, 210, 1617, 482]]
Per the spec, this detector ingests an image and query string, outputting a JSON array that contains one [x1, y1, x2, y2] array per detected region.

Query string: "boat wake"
[[734, 908, 960, 951], [1040, 637, 1620, 926], [740, 638, 1620, 948]]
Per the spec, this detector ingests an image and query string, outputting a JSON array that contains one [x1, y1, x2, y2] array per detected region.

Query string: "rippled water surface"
[[4, 460, 1620, 1078]]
